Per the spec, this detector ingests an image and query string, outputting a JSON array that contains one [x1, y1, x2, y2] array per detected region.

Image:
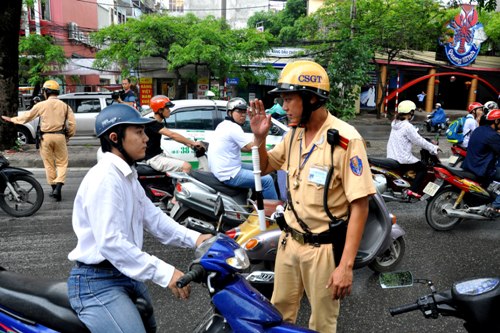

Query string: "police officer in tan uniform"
[[249, 60, 375, 333], [2, 80, 76, 201]]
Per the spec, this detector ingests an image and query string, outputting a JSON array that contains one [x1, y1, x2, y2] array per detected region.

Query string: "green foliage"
[[247, 0, 308, 44], [92, 13, 274, 87], [18, 34, 66, 86]]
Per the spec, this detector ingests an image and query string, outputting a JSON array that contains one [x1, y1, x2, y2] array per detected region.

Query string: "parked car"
[[15, 92, 114, 144], [142, 99, 287, 166]]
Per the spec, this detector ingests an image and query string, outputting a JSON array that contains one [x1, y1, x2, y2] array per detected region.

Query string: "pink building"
[[21, 0, 101, 92]]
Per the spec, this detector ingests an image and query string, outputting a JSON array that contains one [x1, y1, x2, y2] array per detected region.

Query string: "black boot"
[[49, 184, 56, 198], [53, 183, 63, 202]]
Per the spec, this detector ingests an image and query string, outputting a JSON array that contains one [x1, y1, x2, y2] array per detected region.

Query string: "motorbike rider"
[[479, 101, 498, 126], [145, 95, 203, 173], [462, 109, 500, 214], [208, 97, 278, 200], [387, 100, 439, 199], [67, 103, 212, 333], [1, 79, 76, 201], [426, 102, 447, 132], [461, 102, 484, 148], [249, 60, 375, 333]]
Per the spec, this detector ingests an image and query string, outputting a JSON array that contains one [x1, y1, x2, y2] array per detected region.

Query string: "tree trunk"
[[0, 1, 22, 150]]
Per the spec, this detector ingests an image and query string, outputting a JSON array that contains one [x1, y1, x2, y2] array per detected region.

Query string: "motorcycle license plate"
[[423, 181, 441, 197], [448, 155, 459, 165], [170, 202, 181, 218]]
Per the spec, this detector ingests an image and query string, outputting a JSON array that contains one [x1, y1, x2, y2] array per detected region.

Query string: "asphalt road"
[[1, 167, 499, 332]]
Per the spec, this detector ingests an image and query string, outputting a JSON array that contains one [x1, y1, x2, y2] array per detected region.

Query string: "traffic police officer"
[[2, 80, 76, 201], [249, 60, 375, 333]]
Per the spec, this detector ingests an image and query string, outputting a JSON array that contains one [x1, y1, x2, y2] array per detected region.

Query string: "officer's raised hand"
[[249, 99, 272, 138]]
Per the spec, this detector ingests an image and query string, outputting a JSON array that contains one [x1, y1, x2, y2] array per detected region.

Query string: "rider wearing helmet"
[[68, 103, 211, 332], [387, 100, 439, 199], [208, 97, 278, 200], [462, 102, 484, 148], [1, 79, 76, 201], [144, 95, 203, 173], [483, 101, 498, 114], [249, 60, 375, 333], [463, 109, 500, 214], [426, 102, 447, 132]]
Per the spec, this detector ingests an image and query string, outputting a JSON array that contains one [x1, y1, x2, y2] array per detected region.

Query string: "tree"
[[0, 1, 23, 150], [92, 13, 275, 99], [307, 0, 447, 118], [18, 34, 66, 91]]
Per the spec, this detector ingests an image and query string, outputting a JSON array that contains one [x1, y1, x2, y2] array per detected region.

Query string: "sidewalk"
[[2, 144, 99, 168]]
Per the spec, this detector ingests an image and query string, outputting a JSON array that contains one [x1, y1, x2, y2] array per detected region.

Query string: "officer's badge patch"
[[350, 156, 363, 176]]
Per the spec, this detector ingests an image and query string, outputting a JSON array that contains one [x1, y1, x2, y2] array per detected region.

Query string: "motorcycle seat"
[[0, 268, 89, 333], [368, 156, 400, 170], [190, 170, 249, 199], [442, 165, 478, 181], [136, 163, 165, 176]]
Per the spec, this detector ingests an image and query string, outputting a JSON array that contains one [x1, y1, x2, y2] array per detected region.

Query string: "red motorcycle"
[[448, 144, 467, 167], [369, 147, 441, 203], [423, 164, 499, 231]]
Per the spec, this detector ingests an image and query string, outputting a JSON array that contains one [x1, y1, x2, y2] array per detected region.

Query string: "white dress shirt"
[[68, 152, 200, 288]]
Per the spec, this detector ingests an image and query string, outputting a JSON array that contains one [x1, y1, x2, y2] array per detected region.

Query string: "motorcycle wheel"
[[0, 175, 44, 217], [425, 188, 463, 231], [368, 236, 406, 273]]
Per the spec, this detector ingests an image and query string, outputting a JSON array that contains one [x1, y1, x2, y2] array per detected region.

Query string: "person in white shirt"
[[387, 100, 439, 199], [462, 102, 484, 148], [208, 97, 278, 200], [67, 104, 211, 333]]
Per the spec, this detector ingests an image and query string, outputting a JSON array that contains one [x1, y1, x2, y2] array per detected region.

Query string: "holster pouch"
[[330, 219, 347, 266], [274, 211, 287, 231]]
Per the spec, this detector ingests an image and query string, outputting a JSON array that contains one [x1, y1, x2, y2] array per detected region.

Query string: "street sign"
[[226, 78, 239, 85]]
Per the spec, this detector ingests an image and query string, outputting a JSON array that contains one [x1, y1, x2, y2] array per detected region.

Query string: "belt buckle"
[[292, 230, 305, 245]]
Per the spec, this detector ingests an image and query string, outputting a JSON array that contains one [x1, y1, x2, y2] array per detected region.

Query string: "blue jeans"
[[68, 263, 157, 333], [224, 163, 278, 200]]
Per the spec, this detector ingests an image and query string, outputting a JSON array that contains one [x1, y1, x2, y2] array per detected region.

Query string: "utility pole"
[[350, 0, 356, 38], [221, 0, 227, 23]]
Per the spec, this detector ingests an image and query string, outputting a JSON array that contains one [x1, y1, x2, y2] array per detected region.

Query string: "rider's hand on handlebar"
[[169, 269, 191, 300]]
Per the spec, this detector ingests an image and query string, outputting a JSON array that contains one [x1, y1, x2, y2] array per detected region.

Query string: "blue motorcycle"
[[176, 233, 316, 332]]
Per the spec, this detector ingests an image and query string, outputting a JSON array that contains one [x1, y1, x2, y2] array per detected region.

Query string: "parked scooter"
[[0, 154, 44, 217], [240, 192, 406, 298], [177, 232, 316, 332], [380, 271, 500, 332], [370, 145, 441, 202], [423, 164, 500, 231]]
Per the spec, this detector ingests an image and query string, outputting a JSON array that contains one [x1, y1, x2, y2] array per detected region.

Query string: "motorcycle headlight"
[[226, 247, 250, 270]]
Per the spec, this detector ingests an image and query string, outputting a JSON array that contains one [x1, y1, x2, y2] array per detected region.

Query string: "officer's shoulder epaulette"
[[339, 134, 349, 150]]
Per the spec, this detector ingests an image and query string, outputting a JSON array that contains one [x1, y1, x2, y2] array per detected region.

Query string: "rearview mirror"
[[214, 194, 225, 218], [379, 271, 413, 289]]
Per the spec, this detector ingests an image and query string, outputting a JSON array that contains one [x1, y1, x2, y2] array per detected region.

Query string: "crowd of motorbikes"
[[1, 117, 499, 332]]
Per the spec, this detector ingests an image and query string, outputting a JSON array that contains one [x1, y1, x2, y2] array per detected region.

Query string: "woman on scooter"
[[67, 104, 212, 333], [387, 100, 439, 199]]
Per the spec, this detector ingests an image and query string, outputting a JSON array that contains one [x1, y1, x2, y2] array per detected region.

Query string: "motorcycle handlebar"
[[176, 264, 205, 288], [389, 302, 420, 316]]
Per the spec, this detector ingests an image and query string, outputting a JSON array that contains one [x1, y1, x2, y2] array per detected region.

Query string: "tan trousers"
[[40, 134, 68, 185], [271, 232, 339, 333]]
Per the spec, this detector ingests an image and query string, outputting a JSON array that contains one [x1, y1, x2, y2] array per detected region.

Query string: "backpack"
[[446, 116, 466, 144]]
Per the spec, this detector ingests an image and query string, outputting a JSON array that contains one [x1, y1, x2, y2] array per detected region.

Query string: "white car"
[[142, 99, 288, 167], [15, 92, 114, 144]]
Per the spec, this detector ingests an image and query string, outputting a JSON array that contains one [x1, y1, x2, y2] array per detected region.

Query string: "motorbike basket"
[[0, 155, 9, 168]]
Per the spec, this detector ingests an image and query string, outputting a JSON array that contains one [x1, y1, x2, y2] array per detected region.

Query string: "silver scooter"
[[243, 192, 406, 298]]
